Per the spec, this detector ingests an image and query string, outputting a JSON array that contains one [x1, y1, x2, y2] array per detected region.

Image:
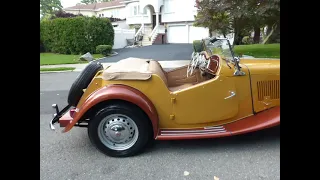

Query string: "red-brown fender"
[[63, 84, 159, 138]]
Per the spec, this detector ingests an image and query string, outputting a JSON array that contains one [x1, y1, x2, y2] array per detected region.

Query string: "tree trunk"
[[262, 24, 277, 44], [253, 26, 261, 44], [233, 19, 240, 45], [266, 25, 272, 36], [209, 28, 212, 37]]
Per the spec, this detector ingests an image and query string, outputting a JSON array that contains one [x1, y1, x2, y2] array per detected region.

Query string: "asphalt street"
[[40, 72, 280, 180]]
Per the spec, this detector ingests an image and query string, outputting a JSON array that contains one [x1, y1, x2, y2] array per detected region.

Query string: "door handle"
[[224, 91, 236, 99]]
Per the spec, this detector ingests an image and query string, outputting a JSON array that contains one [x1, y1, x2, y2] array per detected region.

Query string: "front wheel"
[[88, 102, 151, 157]]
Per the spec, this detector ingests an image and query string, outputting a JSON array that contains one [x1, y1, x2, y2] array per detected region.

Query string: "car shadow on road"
[[69, 125, 279, 158], [143, 126, 280, 155]]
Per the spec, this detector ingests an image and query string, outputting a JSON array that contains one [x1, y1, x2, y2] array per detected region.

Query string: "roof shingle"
[[64, 0, 124, 11]]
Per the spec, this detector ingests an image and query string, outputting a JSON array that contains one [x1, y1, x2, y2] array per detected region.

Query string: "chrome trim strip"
[[204, 126, 225, 129], [161, 131, 226, 136], [161, 129, 225, 133]]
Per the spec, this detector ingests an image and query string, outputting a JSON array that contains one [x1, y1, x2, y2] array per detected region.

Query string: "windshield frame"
[[202, 37, 245, 76]]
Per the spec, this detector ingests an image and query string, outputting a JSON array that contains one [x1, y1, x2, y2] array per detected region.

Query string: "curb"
[[40, 70, 76, 74], [95, 51, 118, 61]]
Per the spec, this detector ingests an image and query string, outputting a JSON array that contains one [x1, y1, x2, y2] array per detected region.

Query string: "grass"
[[234, 43, 280, 58], [40, 67, 76, 72], [40, 53, 104, 65]]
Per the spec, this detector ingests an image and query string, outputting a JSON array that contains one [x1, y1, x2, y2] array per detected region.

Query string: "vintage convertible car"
[[49, 37, 280, 157]]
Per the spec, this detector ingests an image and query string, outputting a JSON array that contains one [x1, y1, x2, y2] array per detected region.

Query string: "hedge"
[[193, 40, 204, 52], [96, 45, 112, 56], [40, 16, 114, 55]]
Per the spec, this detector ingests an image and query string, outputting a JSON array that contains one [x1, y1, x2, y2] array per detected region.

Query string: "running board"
[[156, 106, 280, 140]]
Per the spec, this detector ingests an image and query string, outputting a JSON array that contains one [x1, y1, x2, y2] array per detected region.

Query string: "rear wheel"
[[88, 102, 151, 157]]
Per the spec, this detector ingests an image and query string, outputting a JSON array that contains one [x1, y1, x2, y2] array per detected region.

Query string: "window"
[[134, 6, 137, 15], [132, 5, 147, 16]]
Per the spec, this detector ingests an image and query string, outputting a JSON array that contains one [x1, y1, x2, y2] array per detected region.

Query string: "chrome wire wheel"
[[97, 114, 139, 151]]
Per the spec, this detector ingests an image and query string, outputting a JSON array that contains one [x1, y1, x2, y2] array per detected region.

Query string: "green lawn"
[[40, 53, 104, 65], [234, 43, 280, 58], [40, 67, 76, 72]]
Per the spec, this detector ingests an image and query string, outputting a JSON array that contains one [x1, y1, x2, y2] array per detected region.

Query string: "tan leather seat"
[[148, 60, 193, 92]]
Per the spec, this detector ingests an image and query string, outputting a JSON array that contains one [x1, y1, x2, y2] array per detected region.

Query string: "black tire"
[[88, 102, 151, 157], [67, 61, 103, 106]]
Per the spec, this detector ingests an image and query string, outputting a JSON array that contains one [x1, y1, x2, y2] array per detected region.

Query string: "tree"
[[194, 0, 233, 37], [81, 0, 113, 4], [194, 0, 280, 44], [40, 0, 62, 16]]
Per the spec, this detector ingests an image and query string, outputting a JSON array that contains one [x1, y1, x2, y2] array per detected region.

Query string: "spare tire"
[[68, 61, 104, 106]]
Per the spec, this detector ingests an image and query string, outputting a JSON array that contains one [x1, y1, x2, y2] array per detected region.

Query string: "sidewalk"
[[40, 60, 190, 72]]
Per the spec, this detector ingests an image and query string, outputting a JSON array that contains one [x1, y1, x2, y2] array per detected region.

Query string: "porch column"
[[141, 14, 144, 33], [156, 12, 159, 26]]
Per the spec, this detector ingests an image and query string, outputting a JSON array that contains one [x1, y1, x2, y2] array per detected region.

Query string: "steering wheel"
[[187, 52, 200, 77]]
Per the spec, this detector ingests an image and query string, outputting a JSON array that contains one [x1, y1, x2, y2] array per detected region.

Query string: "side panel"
[[172, 76, 239, 124], [171, 61, 253, 125]]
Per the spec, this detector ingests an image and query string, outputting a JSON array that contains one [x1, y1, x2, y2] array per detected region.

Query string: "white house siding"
[[97, 7, 126, 19], [167, 24, 188, 43], [161, 0, 197, 23], [125, 2, 151, 25], [166, 23, 209, 44], [113, 28, 135, 49], [112, 20, 130, 29], [188, 25, 209, 43]]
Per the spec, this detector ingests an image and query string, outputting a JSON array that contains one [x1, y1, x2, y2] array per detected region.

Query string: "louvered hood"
[[240, 59, 280, 113]]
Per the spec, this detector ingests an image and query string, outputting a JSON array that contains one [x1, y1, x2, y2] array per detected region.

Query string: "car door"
[[171, 76, 239, 125]]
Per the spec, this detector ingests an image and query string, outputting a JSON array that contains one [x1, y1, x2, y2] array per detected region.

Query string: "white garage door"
[[188, 26, 209, 43], [167, 25, 188, 43]]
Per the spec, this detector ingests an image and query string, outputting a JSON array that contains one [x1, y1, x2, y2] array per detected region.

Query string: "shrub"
[[40, 16, 114, 55], [242, 36, 253, 45], [96, 45, 112, 56], [193, 40, 204, 52]]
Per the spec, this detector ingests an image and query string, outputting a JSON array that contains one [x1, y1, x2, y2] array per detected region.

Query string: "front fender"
[[63, 84, 159, 138]]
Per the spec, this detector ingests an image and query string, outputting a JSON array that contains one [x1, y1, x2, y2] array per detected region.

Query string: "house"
[[64, 0, 209, 46], [123, 0, 209, 45], [64, 0, 126, 19]]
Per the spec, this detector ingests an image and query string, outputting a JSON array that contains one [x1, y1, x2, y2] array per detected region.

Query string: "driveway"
[[99, 44, 193, 63]]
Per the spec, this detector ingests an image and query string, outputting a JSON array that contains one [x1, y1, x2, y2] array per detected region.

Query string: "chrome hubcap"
[[98, 114, 139, 151]]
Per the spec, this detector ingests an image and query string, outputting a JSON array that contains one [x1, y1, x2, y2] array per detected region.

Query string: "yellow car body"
[[49, 38, 280, 157], [63, 57, 279, 135]]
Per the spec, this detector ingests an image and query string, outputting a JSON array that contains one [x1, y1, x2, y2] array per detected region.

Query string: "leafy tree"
[[194, 0, 280, 44], [40, 0, 62, 16], [194, 0, 233, 37], [51, 10, 83, 19]]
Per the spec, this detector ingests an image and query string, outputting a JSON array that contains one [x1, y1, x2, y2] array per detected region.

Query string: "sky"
[[61, 0, 81, 8]]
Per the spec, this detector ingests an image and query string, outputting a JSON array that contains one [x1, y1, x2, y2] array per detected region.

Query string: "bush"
[[40, 16, 114, 55], [242, 36, 253, 45], [193, 40, 204, 52], [96, 45, 112, 56]]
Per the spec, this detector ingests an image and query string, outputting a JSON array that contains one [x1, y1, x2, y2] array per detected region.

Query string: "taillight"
[[69, 108, 76, 117]]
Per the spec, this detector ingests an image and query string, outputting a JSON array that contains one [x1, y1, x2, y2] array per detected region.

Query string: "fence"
[[113, 28, 135, 49]]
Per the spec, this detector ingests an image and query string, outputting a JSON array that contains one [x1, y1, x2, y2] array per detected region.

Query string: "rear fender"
[[63, 84, 159, 138]]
